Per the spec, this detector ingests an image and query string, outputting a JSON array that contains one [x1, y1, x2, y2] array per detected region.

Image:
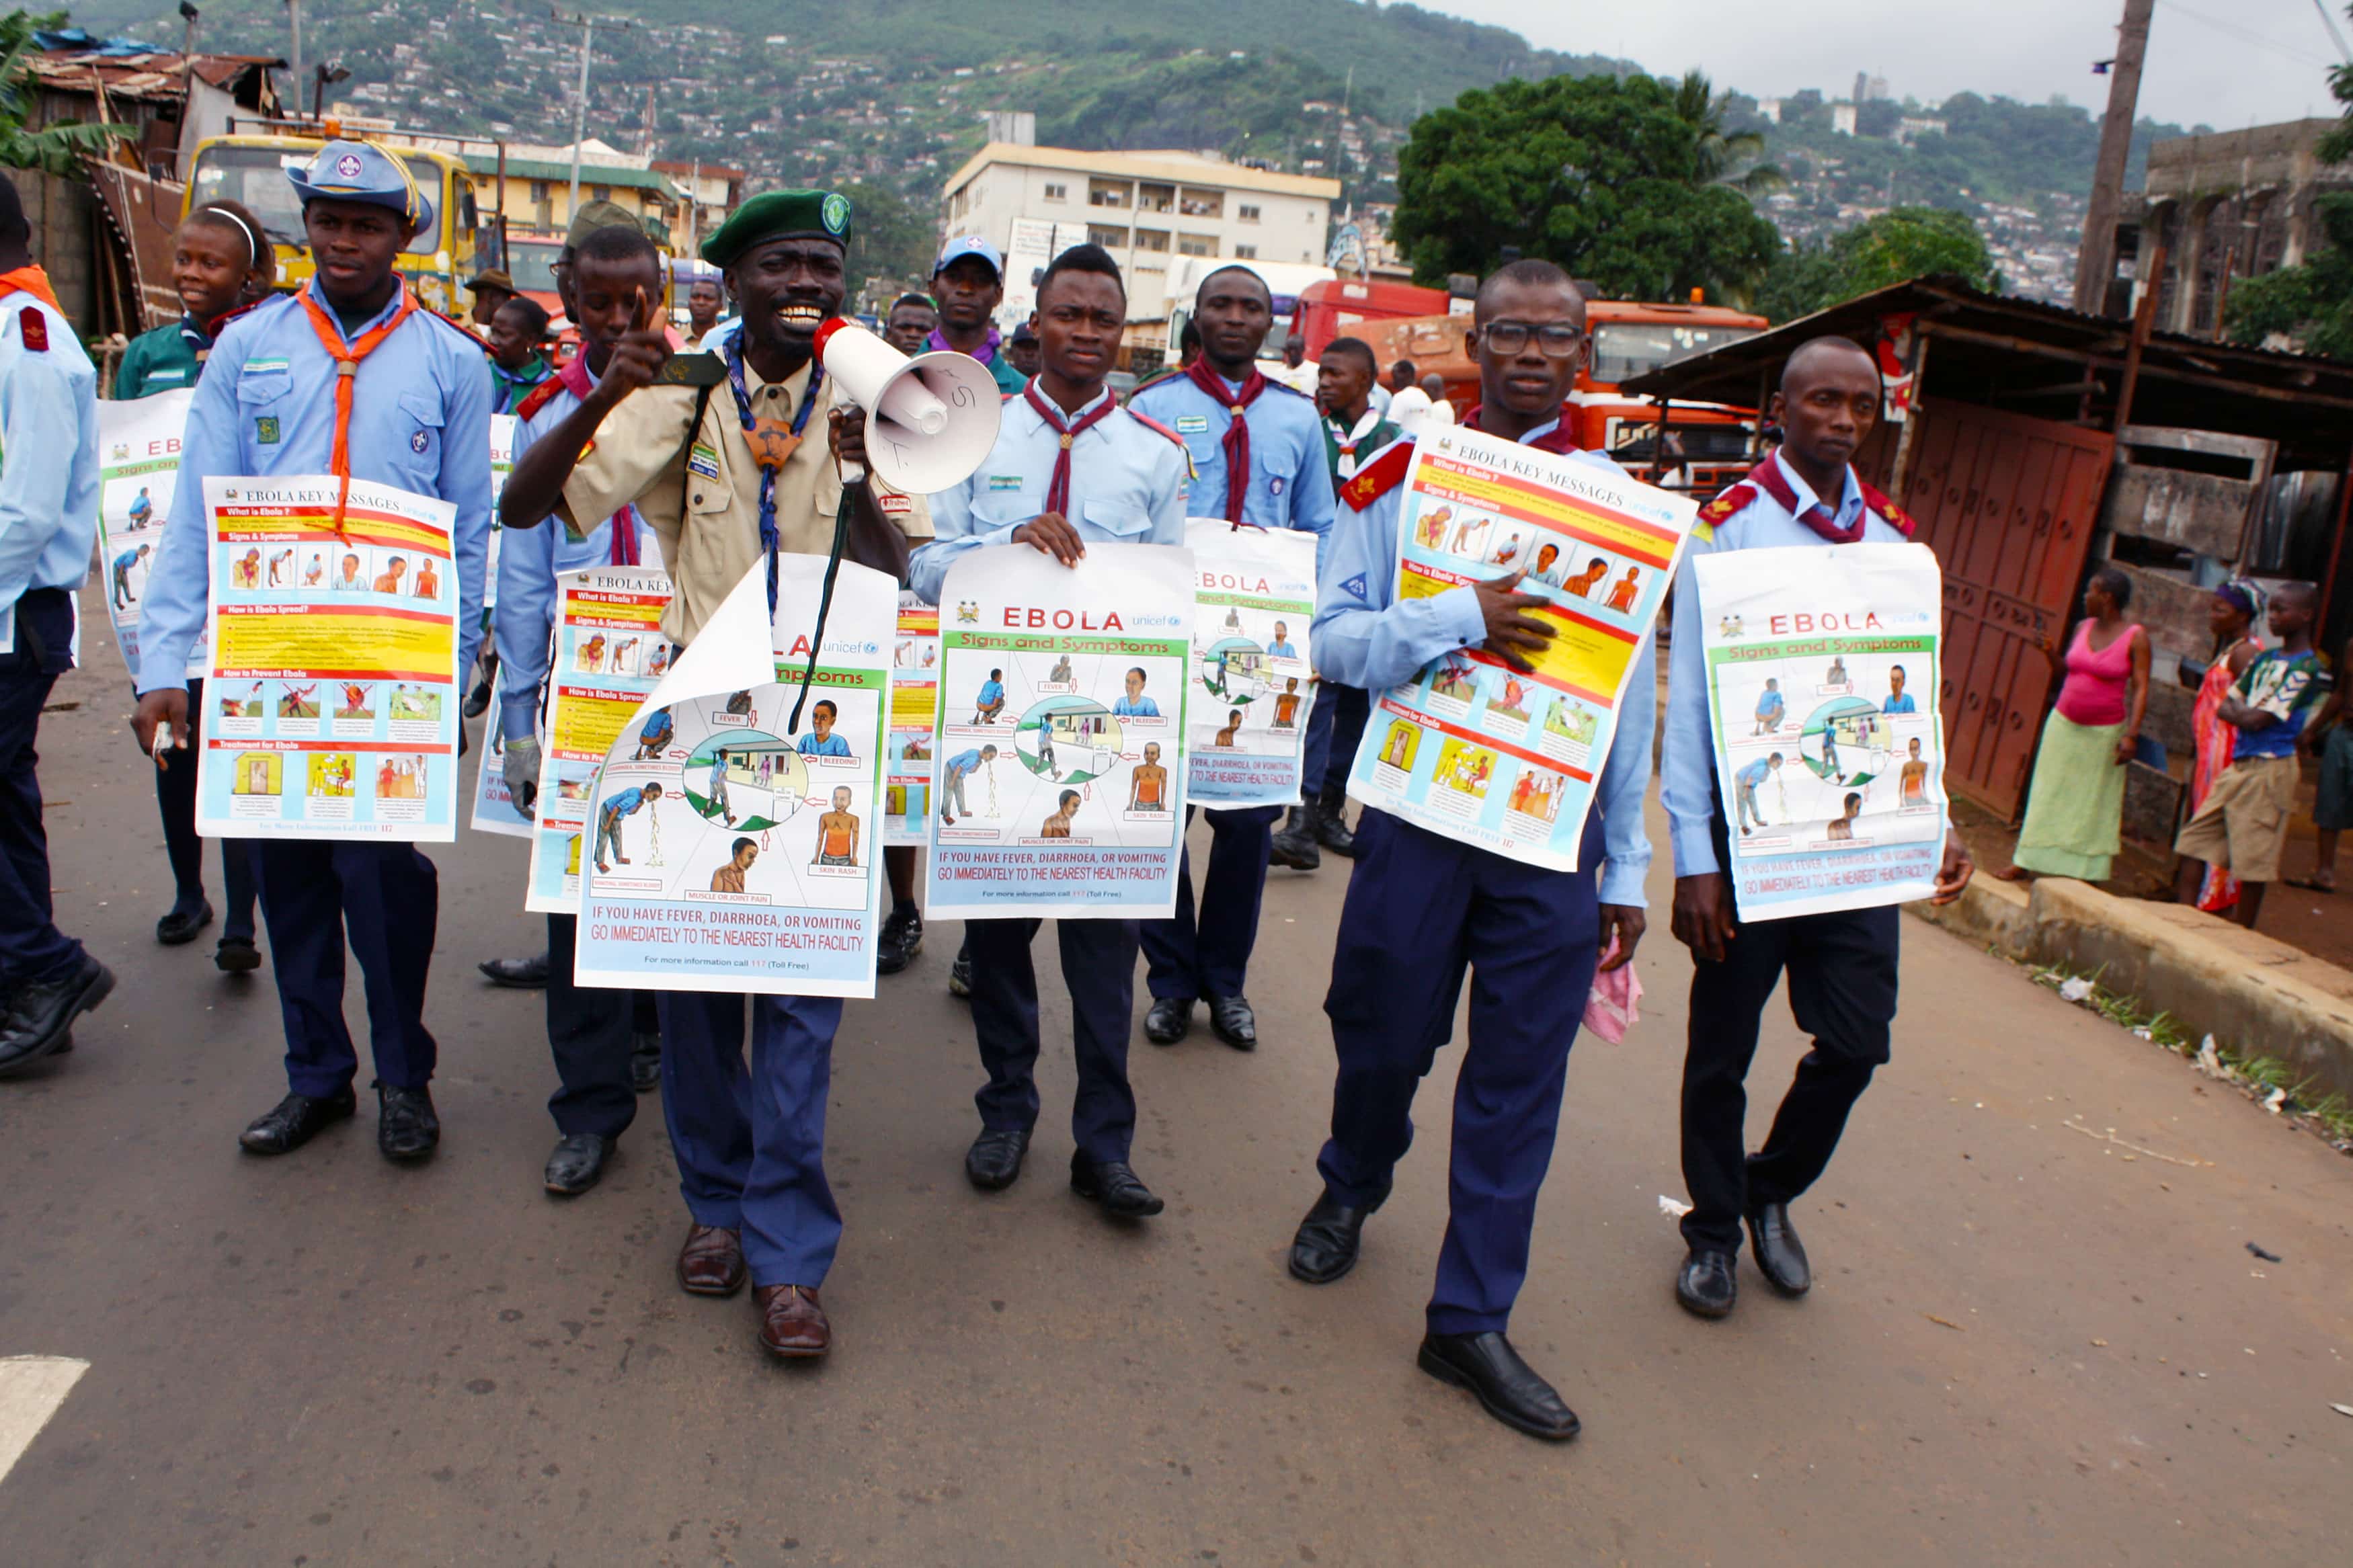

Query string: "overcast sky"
[[1422, 0, 2347, 132]]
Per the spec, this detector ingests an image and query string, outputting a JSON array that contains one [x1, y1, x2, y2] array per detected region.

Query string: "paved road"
[[3, 608, 2350, 1565]]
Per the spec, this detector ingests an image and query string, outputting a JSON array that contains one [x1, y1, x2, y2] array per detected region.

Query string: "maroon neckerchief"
[[1187, 357, 1271, 522], [1023, 380, 1119, 516], [1747, 452, 1866, 545], [554, 352, 642, 564], [1455, 403, 1582, 456]]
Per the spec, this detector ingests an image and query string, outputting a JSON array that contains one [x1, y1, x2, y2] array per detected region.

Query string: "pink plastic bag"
[[1583, 936, 1643, 1044]]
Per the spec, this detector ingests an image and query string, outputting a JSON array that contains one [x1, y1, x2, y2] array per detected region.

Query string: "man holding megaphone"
[[499, 189, 932, 1365]]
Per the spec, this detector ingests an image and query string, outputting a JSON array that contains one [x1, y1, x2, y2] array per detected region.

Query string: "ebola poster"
[[93, 389, 196, 683], [194, 475, 462, 841], [484, 413, 516, 609], [1693, 542, 1948, 920], [1184, 519, 1318, 807], [924, 542, 1195, 917], [1345, 425, 1696, 873], [522, 565, 676, 910], [571, 558, 895, 997], [885, 592, 941, 846], [469, 667, 537, 839]]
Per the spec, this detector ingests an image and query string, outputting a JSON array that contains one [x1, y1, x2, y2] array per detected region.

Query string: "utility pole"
[[552, 9, 637, 219], [284, 0, 302, 117], [2073, 0, 2155, 317]]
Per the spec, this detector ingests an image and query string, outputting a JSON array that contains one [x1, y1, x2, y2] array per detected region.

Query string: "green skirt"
[[2013, 712, 2126, 880]]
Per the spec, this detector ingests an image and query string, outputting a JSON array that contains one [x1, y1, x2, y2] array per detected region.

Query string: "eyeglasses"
[[1481, 321, 1585, 358]]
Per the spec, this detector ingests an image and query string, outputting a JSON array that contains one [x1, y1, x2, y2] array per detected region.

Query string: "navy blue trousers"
[[1679, 899, 1899, 1255], [1300, 681, 1371, 798], [544, 912, 648, 1140], [152, 677, 257, 942], [967, 916, 1140, 1165], [1319, 807, 1602, 1335], [1142, 804, 1280, 1001], [657, 990, 842, 1288], [0, 589, 81, 989], [251, 840, 440, 1096]]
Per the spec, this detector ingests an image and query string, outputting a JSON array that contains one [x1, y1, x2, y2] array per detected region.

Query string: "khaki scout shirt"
[[558, 356, 931, 646]]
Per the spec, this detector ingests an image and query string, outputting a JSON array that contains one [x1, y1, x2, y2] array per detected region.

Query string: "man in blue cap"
[[930, 235, 1027, 395], [1129, 263, 1334, 1053], [499, 188, 931, 1364], [133, 139, 493, 1159]]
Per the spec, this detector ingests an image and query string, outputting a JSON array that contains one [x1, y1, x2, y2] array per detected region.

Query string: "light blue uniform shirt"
[[1661, 450, 1931, 878], [136, 283, 493, 695], [0, 292, 101, 626], [1127, 370, 1334, 569], [1311, 418, 1654, 908], [911, 387, 1188, 606], [495, 361, 635, 737]]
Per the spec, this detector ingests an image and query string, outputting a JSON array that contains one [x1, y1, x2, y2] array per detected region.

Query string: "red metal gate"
[[1901, 399, 2115, 819]]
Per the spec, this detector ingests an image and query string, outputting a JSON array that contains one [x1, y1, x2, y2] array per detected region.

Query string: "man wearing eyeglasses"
[[1286, 258, 1651, 1443]]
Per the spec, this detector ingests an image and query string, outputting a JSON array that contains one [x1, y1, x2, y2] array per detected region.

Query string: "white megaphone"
[[812, 317, 1003, 495]]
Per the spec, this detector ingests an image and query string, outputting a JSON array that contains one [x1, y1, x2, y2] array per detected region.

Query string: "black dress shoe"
[[156, 899, 214, 946], [875, 903, 924, 975], [214, 935, 262, 973], [1676, 1249, 1738, 1319], [0, 955, 114, 1077], [1269, 805, 1322, 870], [462, 676, 493, 718], [478, 951, 550, 988], [1287, 1185, 1388, 1284], [1746, 1202, 1812, 1295], [1207, 995, 1257, 1050], [1417, 1331, 1581, 1442], [965, 1126, 1030, 1190], [376, 1082, 440, 1161], [239, 1088, 357, 1155], [630, 1032, 662, 1094], [1070, 1151, 1164, 1217], [544, 1132, 612, 1194], [1144, 995, 1193, 1045]]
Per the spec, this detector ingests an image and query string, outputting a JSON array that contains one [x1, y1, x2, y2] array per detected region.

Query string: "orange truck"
[[1294, 279, 1766, 491]]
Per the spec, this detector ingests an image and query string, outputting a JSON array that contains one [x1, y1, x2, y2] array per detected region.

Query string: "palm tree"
[[1671, 69, 1784, 197], [0, 11, 129, 177]]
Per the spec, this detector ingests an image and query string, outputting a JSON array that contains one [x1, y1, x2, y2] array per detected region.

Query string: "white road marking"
[[0, 1356, 89, 1485]]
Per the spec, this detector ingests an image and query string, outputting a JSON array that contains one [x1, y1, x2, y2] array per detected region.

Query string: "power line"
[[2154, 0, 2327, 65]]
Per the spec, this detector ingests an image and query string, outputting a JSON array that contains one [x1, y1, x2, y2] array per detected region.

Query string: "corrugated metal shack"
[[1626, 274, 2353, 846]]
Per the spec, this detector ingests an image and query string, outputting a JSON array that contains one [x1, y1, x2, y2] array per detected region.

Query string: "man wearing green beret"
[[498, 188, 928, 1364]]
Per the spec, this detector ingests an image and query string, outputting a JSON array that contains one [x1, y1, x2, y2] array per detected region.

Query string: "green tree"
[[1668, 70, 1782, 196], [2224, 194, 2353, 357], [0, 10, 126, 175], [1755, 205, 1999, 322], [1390, 73, 1783, 302], [839, 179, 936, 290]]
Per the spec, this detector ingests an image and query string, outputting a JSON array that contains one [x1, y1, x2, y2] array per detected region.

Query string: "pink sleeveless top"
[[2055, 619, 2137, 727]]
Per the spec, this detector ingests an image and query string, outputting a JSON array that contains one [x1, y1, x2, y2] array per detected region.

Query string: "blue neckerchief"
[[723, 333, 825, 614]]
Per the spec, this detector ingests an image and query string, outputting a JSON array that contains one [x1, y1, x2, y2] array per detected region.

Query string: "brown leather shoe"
[[677, 1224, 746, 1297], [756, 1284, 830, 1358]]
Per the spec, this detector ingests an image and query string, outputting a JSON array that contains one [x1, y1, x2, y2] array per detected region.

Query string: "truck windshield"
[[508, 239, 565, 293], [1587, 322, 1758, 385], [191, 146, 442, 257]]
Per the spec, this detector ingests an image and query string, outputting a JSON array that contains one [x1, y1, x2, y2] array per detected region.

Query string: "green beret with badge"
[[701, 189, 854, 267]]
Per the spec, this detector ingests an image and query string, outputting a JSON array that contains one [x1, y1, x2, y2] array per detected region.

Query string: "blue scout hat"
[[701, 190, 853, 267], [286, 139, 435, 232], [934, 234, 1004, 280]]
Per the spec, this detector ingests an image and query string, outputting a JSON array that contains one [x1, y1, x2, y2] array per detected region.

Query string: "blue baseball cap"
[[286, 139, 435, 232], [934, 235, 1004, 280]]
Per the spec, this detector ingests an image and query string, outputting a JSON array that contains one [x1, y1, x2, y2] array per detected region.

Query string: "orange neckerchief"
[[0, 265, 64, 315], [296, 282, 420, 534]]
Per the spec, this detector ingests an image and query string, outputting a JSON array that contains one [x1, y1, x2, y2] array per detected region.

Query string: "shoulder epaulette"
[[1128, 410, 1197, 483], [1690, 481, 1757, 543], [1339, 435, 1416, 512], [423, 306, 490, 352], [1856, 480, 1918, 538], [1265, 379, 1312, 399], [514, 375, 566, 421]]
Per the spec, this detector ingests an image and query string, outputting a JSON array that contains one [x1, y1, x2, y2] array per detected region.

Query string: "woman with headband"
[[111, 200, 276, 970]]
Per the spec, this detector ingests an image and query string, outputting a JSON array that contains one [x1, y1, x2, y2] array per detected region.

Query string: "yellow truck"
[[182, 123, 493, 317]]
